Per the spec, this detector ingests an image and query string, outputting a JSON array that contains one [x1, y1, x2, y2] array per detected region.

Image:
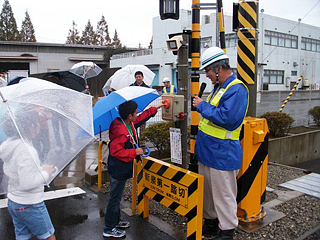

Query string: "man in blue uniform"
[[193, 47, 249, 240], [162, 77, 177, 94]]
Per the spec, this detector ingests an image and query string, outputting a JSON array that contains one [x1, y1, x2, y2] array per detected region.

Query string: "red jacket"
[[107, 107, 157, 180]]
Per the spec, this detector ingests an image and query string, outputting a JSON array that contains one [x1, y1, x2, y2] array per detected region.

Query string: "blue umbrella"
[[93, 86, 160, 135]]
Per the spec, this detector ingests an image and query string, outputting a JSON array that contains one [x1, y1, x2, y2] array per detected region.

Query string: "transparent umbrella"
[[0, 78, 95, 195], [70, 61, 102, 82]]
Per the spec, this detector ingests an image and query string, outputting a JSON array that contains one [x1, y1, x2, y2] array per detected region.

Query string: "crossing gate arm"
[[137, 156, 204, 240]]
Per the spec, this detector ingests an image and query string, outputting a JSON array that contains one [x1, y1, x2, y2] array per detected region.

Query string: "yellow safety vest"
[[198, 79, 249, 140], [163, 85, 175, 94]]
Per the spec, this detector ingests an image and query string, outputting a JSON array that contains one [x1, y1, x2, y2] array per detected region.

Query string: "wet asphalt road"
[[0, 187, 175, 240], [0, 142, 176, 240]]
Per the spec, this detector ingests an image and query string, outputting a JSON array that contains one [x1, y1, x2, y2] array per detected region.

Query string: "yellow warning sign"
[[142, 169, 188, 208]]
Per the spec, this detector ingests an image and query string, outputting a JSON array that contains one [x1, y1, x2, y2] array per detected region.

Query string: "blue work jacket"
[[195, 73, 248, 171]]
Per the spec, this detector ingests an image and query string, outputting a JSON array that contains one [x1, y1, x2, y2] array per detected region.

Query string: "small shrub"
[[308, 106, 320, 126], [141, 121, 174, 158], [259, 111, 294, 138]]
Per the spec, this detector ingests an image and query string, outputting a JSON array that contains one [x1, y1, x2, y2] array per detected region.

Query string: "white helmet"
[[200, 47, 229, 70], [162, 77, 170, 83]]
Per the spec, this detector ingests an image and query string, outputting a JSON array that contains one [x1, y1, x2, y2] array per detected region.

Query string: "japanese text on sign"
[[170, 128, 182, 164], [143, 169, 188, 208]]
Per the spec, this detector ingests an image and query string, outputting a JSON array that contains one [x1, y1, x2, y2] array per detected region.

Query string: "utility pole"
[[176, 32, 189, 169], [189, 0, 201, 172]]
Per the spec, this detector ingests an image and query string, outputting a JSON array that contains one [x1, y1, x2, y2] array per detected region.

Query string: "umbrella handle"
[[141, 147, 151, 158], [53, 166, 59, 175], [135, 144, 151, 157]]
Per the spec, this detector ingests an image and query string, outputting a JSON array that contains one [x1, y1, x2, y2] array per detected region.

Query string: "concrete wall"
[[269, 129, 320, 165]]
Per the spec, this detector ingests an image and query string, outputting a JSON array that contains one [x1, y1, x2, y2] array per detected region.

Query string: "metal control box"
[[161, 94, 184, 121]]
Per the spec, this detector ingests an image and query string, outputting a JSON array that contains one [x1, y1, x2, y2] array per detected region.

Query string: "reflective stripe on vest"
[[163, 85, 174, 94], [198, 79, 249, 140]]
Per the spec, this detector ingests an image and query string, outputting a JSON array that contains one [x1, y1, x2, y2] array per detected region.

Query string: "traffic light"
[[159, 0, 180, 20]]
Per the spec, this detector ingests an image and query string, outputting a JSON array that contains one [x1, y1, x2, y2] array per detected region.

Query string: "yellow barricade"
[[136, 157, 204, 240], [237, 117, 269, 222]]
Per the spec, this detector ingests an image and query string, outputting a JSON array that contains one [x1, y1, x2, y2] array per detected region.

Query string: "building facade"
[[0, 41, 108, 78], [110, 9, 320, 92]]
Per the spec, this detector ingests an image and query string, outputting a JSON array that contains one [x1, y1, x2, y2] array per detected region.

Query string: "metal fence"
[[146, 98, 164, 126], [111, 49, 153, 60]]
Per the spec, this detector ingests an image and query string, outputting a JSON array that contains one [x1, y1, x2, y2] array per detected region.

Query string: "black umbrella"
[[7, 76, 26, 86], [42, 70, 86, 92]]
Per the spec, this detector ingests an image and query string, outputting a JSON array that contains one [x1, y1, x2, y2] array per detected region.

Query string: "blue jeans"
[[104, 176, 127, 231], [7, 200, 55, 240]]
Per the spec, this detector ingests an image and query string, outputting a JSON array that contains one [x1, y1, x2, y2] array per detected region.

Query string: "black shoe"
[[210, 229, 235, 240], [202, 218, 219, 237]]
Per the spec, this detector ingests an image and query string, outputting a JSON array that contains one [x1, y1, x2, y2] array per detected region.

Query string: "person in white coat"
[[0, 109, 56, 240]]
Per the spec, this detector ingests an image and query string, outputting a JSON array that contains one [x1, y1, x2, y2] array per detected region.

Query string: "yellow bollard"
[[131, 159, 137, 214], [98, 141, 103, 190], [237, 117, 269, 222]]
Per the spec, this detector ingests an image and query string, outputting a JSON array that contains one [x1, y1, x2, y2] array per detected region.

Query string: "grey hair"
[[210, 59, 230, 71]]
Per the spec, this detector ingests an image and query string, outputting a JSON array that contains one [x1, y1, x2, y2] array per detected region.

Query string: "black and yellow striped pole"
[[217, 0, 226, 52], [235, 0, 269, 223], [188, 0, 201, 173], [237, 0, 258, 117], [279, 76, 303, 112]]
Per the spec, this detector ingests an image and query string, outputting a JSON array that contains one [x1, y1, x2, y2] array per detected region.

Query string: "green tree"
[[0, 0, 20, 41], [96, 15, 111, 46], [80, 20, 97, 45], [66, 20, 80, 44], [103, 47, 127, 68], [111, 29, 122, 48], [20, 11, 36, 42]]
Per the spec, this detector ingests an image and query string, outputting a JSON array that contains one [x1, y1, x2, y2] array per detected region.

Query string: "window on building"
[[200, 37, 212, 49], [292, 40, 297, 48], [264, 70, 284, 84], [265, 35, 271, 45], [264, 30, 298, 49], [225, 33, 238, 48], [302, 37, 320, 52], [291, 71, 297, 76]]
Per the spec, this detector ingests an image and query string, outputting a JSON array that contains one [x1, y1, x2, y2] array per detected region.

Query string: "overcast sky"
[[4, 0, 320, 48]]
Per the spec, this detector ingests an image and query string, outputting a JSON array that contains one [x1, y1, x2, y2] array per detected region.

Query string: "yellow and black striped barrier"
[[279, 76, 303, 112], [137, 157, 204, 240], [217, 0, 226, 52], [189, 0, 201, 173], [237, 117, 269, 222], [237, 0, 258, 85]]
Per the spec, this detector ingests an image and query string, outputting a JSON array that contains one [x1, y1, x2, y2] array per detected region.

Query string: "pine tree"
[[96, 15, 111, 46], [20, 11, 36, 42], [111, 29, 122, 48], [0, 0, 20, 41], [80, 20, 97, 45], [66, 21, 80, 44]]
